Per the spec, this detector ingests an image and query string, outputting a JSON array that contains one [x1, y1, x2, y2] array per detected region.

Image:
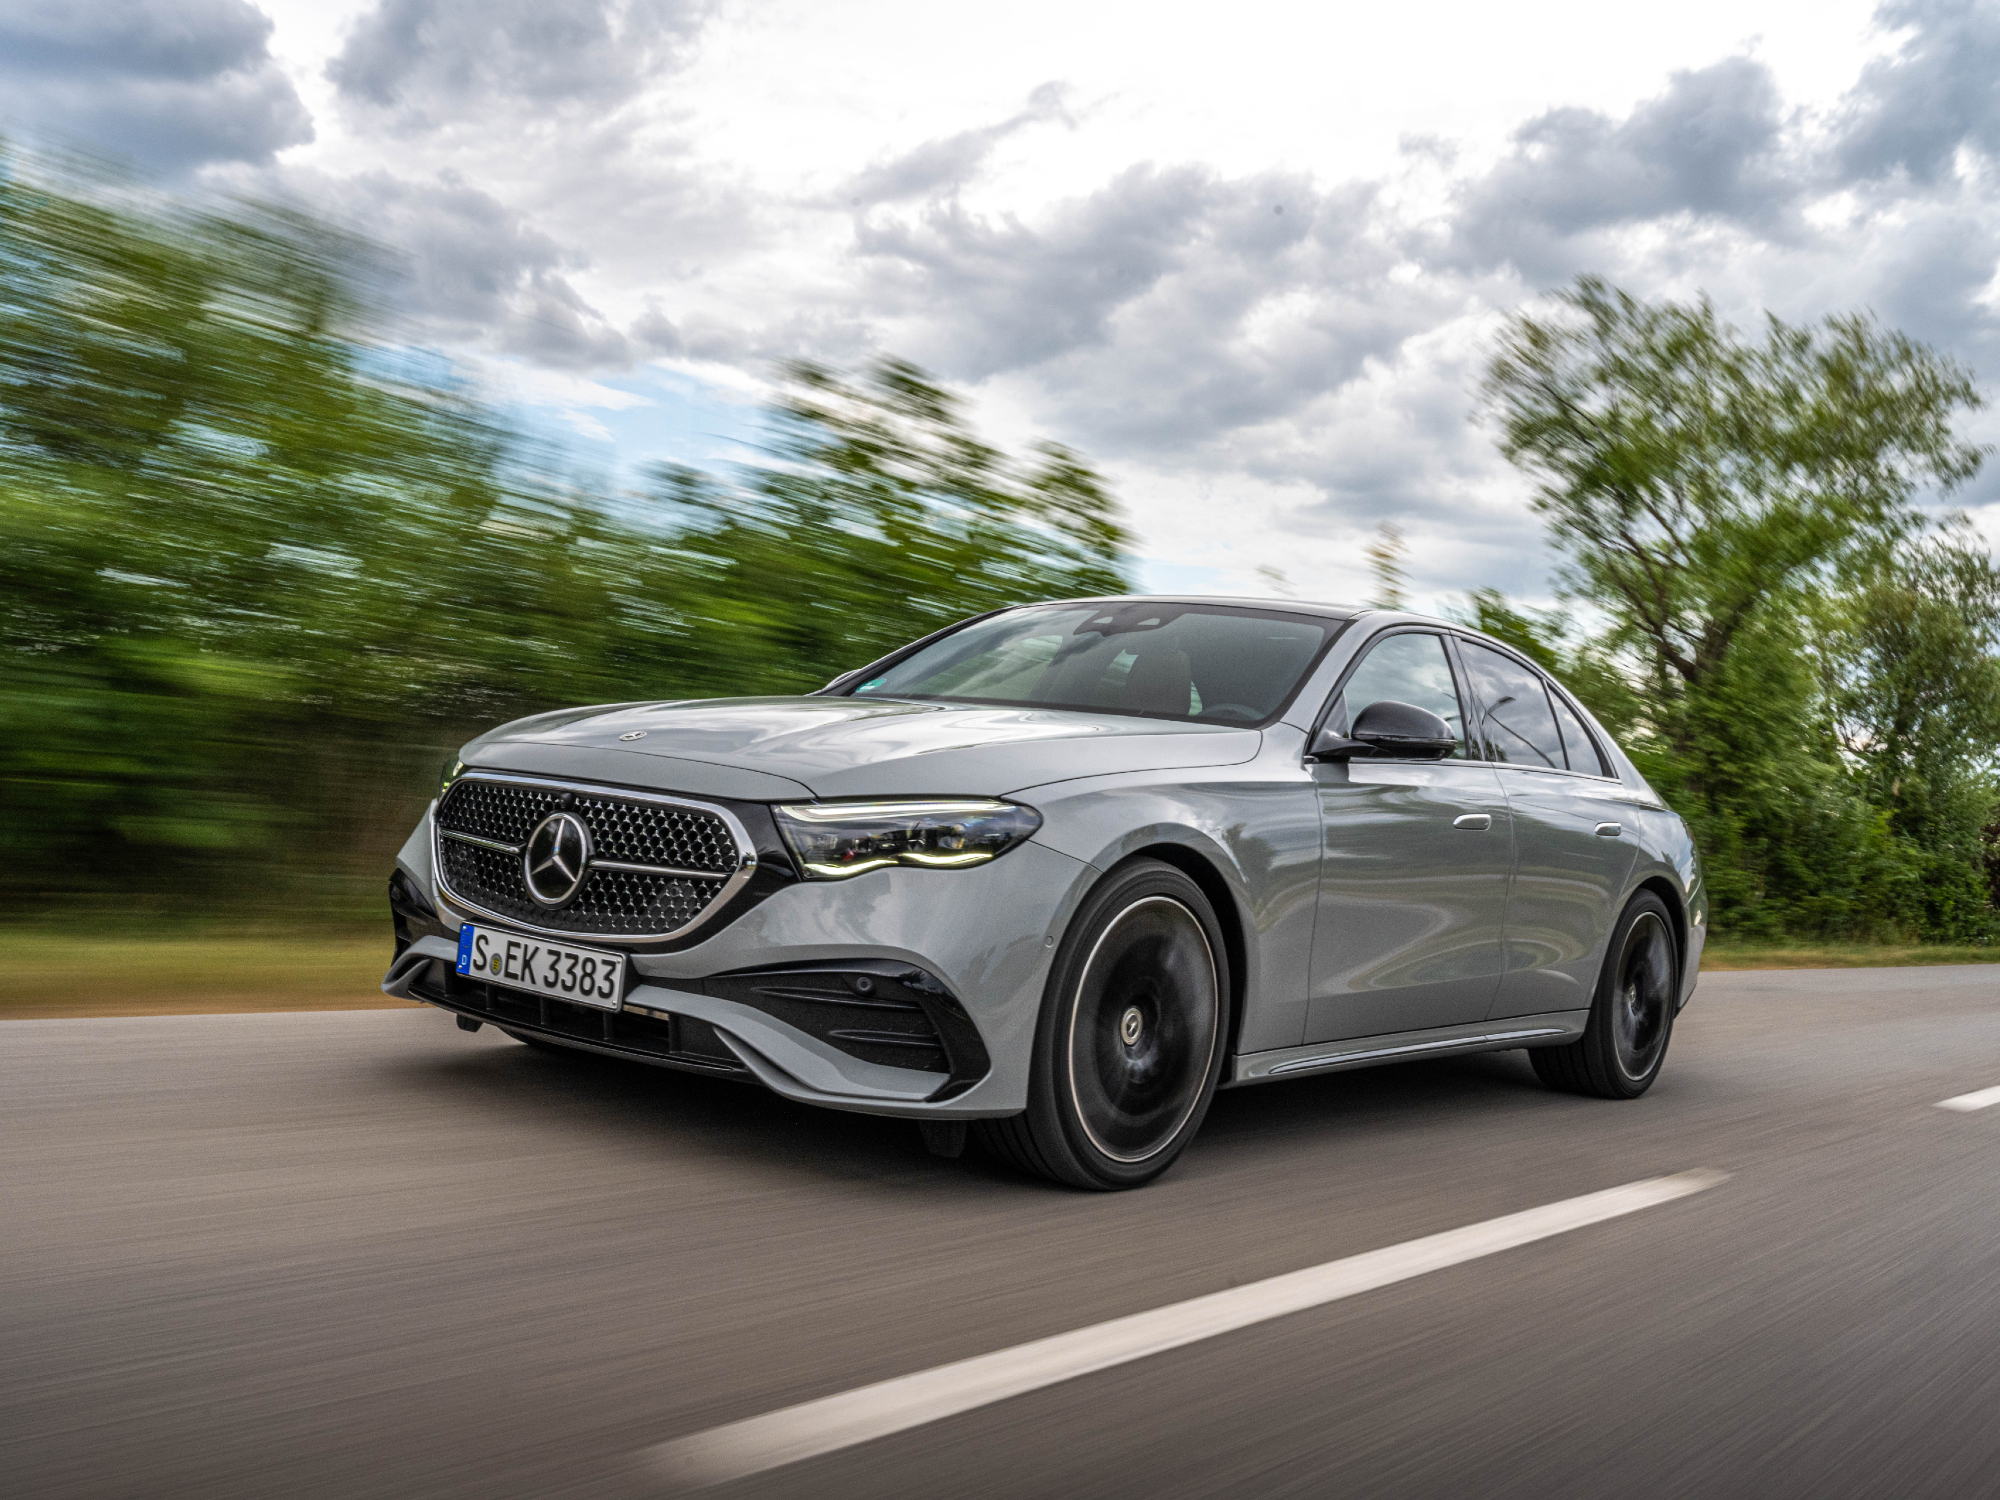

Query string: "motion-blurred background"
[[9, 11, 2000, 1498], [3, 0, 2000, 981]]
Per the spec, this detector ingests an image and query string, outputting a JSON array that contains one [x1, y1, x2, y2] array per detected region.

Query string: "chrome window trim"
[[1483, 762, 1622, 785], [432, 770, 759, 946]]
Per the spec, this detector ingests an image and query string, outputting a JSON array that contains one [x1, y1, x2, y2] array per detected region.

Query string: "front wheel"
[[1530, 891, 1679, 1099], [975, 859, 1230, 1190]]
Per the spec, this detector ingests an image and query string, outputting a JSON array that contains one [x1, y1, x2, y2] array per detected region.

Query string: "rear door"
[[1303, 629, 1513, 1043], [1453, 638, 1638, 1020]]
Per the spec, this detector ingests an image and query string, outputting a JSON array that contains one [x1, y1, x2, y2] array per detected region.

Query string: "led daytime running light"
[[775, 798, 1042, 881]]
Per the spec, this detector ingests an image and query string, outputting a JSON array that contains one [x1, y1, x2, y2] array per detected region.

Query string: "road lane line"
[[642, 1168, 1727, 1490], [1937, 1085, 2000, 1112]]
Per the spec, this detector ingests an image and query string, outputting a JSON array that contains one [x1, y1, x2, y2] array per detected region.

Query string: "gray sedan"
[[383, 597, 1704, 1189]]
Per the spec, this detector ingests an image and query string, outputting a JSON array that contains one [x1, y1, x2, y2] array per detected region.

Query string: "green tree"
[[1482, 277, 1992, 937], [0, 149, 1131, 914], [1364, 521, 1409, 610], [1451, 587, 1643, 736], [1824, 529, 2000, 938], [644, 357, 1130, 696], [0, 154, 522, 898]]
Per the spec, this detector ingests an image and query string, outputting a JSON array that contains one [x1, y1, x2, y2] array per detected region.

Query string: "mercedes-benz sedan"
[[383, 597, 1704, 1189]]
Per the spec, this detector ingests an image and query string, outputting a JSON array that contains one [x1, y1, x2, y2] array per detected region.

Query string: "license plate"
[[455, 924, 626, 1011]]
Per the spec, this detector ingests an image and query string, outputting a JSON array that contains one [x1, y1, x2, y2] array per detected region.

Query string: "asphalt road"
[[5, 966, 2000, 1500]]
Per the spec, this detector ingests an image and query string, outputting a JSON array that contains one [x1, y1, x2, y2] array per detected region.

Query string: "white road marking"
[[642, 1168, 1727, 1490], [1937, 1085, 2000, 1112]]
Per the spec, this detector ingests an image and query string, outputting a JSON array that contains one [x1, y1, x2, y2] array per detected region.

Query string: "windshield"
[[847, 602, 1341, 724]]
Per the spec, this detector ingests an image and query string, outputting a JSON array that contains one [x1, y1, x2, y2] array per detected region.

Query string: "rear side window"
[[1457, 640, 1564, 769], [1547, 689, 1610, 776]]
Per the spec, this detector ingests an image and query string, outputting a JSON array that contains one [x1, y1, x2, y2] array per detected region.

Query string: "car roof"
[[1034, 594, 1370, 622], [1026, 596, 1556, 652]]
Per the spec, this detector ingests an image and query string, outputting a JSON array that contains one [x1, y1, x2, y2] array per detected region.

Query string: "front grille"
[[440, 779, 738, 873], [409, 962, 747, 1074], [436, 775, 743, 938]]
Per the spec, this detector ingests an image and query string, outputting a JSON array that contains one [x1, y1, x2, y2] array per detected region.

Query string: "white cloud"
[[0, 0, 311, 171], [20, 0, 2000, 609]]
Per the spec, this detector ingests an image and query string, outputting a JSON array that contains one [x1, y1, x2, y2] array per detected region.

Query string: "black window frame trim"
[[1447, 631, 1617, 781]]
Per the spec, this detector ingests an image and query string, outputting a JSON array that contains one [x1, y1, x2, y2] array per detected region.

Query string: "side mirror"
[[1307, 700, 1457, 762]]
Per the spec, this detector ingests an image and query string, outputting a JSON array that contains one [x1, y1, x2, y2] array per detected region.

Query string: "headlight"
[[438, 757, 466, 798], [774, 799, 1042, 880]]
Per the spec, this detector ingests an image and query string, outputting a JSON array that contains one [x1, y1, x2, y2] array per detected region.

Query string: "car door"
[[1454, 638, 1639, 1020], [1303, 629, 1514, 1043]]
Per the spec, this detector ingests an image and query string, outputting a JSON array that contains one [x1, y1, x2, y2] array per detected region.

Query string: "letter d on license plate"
[[454, 924, 626, 1011]]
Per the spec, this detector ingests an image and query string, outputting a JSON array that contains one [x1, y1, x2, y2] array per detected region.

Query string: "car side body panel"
[[1304, 757, 1515, 1041], [1485, 767, 1644, 1019]]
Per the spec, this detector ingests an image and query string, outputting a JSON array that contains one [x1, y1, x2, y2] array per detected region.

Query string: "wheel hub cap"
[[1120, 1006, 1145, 1046]]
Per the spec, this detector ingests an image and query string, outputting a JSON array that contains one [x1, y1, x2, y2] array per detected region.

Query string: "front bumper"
[[386, 806, 1095, 1119]]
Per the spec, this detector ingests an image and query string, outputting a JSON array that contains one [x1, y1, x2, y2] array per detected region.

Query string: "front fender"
[[1011, 730, 1322, 1053]]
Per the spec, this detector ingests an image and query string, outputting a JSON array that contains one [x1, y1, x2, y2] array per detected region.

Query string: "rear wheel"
[[1530, 891, 1678, 1099], [975, 859, 1230, 1190]]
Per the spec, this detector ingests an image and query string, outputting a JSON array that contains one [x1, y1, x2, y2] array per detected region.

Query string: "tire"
[[974, 858, 1231, 1190], [1530, 891, 1679, 1099]]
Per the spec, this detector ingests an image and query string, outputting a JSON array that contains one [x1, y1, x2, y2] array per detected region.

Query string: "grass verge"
[[0, 930, 416, 1020], [2, 928, 1996, 1020], [1699, 940, 2000, 971]]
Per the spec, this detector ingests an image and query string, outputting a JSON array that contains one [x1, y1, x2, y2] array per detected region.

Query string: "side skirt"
[[1227, 1010, 1589, 1087]]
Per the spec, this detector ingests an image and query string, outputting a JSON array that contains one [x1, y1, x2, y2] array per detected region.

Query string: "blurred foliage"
[[643, 356, 1128, 697], [1482, 278, 2000, 942], [0, 150, 1128, 914], [1363, 520, 1408, 610], [10, 148, 1997, 950]]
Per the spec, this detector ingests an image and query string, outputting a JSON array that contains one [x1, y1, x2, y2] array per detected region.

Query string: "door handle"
[[1595, 822, 1622, 838], [1452, 813, 1492, 831]]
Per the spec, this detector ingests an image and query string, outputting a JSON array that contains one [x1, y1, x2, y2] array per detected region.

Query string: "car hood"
[[463, 696, 1262, 800]]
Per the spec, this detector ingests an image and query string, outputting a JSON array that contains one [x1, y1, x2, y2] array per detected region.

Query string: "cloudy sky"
[[5, 0, 2000, 607]]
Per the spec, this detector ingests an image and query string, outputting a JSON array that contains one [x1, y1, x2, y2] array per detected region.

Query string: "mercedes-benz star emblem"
[[523, 811, 592, 908], [618, 730, 646, 741]]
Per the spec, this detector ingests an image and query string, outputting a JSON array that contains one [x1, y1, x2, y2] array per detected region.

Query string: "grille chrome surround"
[[432, 772, 757, 944]]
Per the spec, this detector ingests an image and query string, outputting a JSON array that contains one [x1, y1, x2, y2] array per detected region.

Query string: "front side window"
[[1457, 640, 1564, 768], [1333, 631, 1468, 757], [848, 602, 1337, 725]]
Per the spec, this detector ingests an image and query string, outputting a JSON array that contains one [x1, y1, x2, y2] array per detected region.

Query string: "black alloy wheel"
[[975, 858, 1230, 1190], [1530, 890, 1679, 1099]]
